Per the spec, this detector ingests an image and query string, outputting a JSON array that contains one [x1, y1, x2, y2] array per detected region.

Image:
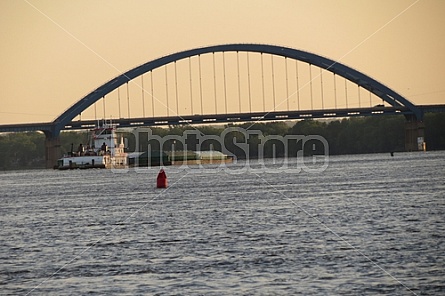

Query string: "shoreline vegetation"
[[0, 114, 444, 170]]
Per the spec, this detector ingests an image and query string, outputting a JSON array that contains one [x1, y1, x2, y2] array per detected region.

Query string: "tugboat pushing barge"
[[55, 122, 127, 170]]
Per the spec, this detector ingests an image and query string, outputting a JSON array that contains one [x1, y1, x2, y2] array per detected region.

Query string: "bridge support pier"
[[45, 135, 61, 169], [405, 118, 425, 152]]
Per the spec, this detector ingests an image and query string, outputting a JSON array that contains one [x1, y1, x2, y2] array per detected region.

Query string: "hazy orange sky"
[[1, 0, 444, 124]]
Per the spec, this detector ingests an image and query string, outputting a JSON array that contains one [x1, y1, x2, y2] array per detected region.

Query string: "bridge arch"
[[53, 44, 421, 133]]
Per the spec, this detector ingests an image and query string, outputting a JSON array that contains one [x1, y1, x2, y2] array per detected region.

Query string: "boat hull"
[[56, 163, 106, 170], [55, 155, 127, 170]]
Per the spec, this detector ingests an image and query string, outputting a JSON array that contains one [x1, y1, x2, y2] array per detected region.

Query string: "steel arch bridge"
[[1, 43, 438, 168], [54, 43, 422, 134]]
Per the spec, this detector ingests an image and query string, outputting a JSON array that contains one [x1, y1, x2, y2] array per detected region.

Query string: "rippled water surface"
[[1, 152, 444, 295]]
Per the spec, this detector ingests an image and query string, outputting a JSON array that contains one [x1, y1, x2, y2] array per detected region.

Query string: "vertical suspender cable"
[[369, 91, 372, 107], [151, 71, 155, 117], [94, 102, 97, 120], [222, 52, 227, 114], [247, 52, 252, 113], [320, 68, 324, 110], [175, 61, 179, 115], [285, 57, 289, 111], [271, 55, 276, 111], [165, 66, 169, 116], [334, 74, 337, 109], [189, 57, 193, 115], [358, 85, 361, 108], [309, 64, 313, 110], [261, 53, 265, 112], [118, 87, 121, 118], [199, 55, 203, 114], [103, 96, 106, 119], [141, 75, 146, 117], [126, 83, 130, 118], [213, 53, 217, 114], [296, 60, 300, 110], [237, 51, 241, 113], [345, 79, 348, 108]]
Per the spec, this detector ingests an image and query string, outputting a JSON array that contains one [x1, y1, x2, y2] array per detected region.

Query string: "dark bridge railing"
[[2, 105, 443, 134], [0, 122, 54, 134], [62, 106, 412, 130]]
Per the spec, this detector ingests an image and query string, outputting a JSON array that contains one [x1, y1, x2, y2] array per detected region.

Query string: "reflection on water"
[[0, 152, 444, 295]]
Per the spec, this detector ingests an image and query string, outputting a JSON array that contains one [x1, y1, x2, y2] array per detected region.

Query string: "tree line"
[[0, 113, 444, 170]]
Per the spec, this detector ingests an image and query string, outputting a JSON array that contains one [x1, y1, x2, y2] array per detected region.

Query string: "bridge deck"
[[64, 106, 410, 130], [0, 105, 443, 133]]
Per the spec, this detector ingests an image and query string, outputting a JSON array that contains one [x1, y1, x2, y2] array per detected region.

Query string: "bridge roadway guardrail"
[[61, 106, 413, 130], [0, 105, 444, 133]]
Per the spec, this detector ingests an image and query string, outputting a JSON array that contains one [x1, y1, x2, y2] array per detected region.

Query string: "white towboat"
[[55, 122, 127, 170]]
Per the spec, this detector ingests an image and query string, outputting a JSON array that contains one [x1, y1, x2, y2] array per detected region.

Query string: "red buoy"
[[156, 168, 168, 188]]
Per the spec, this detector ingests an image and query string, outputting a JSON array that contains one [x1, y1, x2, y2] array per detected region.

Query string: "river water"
[[0, 152, 444, 295]]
